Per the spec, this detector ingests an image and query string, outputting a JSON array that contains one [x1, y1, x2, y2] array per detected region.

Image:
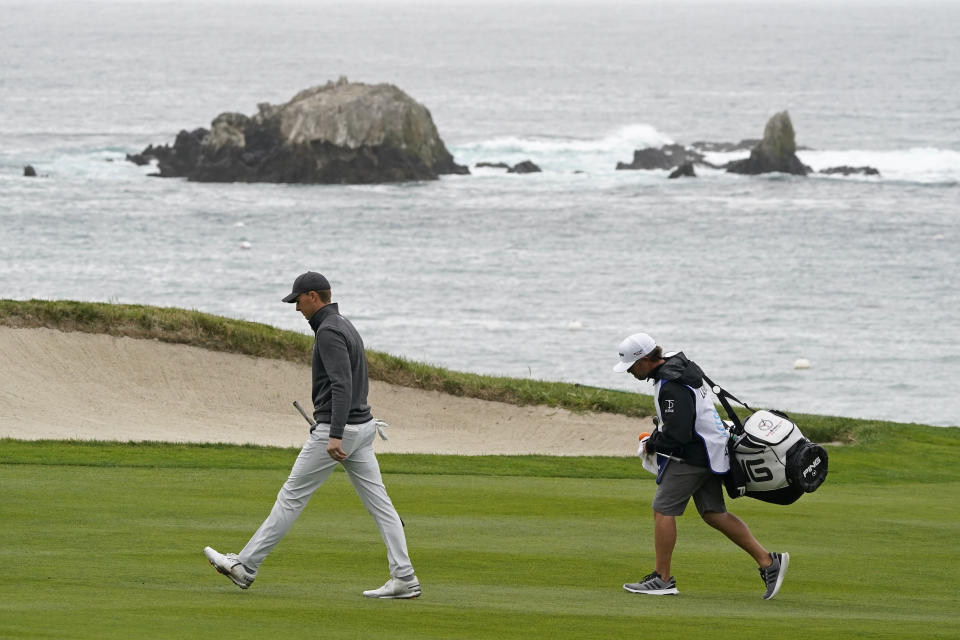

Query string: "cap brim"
[[613, 360, 636, 373], [282, 292, 300, 303]]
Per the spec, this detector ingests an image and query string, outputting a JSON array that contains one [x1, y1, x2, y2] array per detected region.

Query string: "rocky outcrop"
[[726, 111, 810, 176], [137, 128, 209, 177], [668, 162, 696, 179], [23, 165, 37, 177], [476, 160, 543, 173], [508, 160, 541, 174], [819, 165, 880, 176], [128, 78, 468, 183], [616, 144, 704, 171]]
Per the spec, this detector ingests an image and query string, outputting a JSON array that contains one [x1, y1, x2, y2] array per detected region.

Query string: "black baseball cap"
[[282, 271, 331, 303]]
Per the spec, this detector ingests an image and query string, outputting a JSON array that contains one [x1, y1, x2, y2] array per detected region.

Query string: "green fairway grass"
[[2, 439, 958, 640], [3, 302, 958, 637]]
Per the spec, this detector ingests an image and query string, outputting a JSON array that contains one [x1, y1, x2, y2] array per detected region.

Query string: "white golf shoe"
[[362, 575, 421, 599], [203, 546, 256, 589]]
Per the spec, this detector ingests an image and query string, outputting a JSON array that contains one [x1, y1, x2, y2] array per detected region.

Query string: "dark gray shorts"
[[652, 461, 727, 517]]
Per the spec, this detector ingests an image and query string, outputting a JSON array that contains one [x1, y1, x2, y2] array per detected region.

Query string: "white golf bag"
[[703, 375, 829, 505], [727, 410, 828, 504]]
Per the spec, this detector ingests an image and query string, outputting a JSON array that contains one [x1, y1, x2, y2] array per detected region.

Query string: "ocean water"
[[1, 0, 958, 427]]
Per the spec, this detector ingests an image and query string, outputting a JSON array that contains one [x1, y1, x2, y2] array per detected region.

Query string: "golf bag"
[[703, 375, 829, 505]]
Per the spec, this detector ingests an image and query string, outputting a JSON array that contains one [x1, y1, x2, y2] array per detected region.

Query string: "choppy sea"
[[1, 0, 958, 427]]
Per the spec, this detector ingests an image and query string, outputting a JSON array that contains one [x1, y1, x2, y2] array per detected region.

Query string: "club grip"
[[292, 400, 316, 426]]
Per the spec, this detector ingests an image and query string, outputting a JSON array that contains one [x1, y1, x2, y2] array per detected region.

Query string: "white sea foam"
[[453, 127, 960, 184], [800, 148, 960, 183], [460, 124, 672, 155], [453, 124, 675, 173]]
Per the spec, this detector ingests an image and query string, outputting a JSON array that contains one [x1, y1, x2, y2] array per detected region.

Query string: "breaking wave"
[[453, 125, 960, 184]]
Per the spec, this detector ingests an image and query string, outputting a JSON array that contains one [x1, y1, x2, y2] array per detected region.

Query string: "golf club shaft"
[[292, 400, 317, 427], [647, 418, 683, 462], [656, 452, 685, 463]]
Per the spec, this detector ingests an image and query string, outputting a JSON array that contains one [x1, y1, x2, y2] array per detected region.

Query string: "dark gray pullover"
[[307, 303, 372, 438]]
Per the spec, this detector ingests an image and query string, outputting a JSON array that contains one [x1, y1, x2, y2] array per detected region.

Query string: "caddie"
[[614, 332, 788, 599], [204, 271, 420, 599]]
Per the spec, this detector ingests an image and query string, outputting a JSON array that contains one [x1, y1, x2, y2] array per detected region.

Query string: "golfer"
[[614, 332, 788, 599], [204, 271, 420, 599]]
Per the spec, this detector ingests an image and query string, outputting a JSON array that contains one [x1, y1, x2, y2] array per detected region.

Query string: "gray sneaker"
[[203, 546, 257, 590], [760, 551, 789, 600], [623, 571, 679, 595]]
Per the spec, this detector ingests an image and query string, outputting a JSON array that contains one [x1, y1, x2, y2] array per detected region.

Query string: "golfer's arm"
[[316, 330, 353, 439]]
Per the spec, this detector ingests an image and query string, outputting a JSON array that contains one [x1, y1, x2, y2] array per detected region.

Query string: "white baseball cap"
[[613, 332, 657, 372]]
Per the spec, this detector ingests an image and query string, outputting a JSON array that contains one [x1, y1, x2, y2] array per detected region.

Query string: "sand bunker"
[[0, 327, 650, 456]]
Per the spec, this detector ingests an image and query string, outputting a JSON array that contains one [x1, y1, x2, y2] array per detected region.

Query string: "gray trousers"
[[238, 418, 415, 578]]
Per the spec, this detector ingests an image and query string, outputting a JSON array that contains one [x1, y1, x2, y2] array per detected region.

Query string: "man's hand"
[[326, 437, 347, 462], [645, 430, 661, 454]]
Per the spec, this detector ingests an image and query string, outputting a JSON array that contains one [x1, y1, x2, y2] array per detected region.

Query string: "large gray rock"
[[726, 111, 810, 176], [129, 78, 468, 183]]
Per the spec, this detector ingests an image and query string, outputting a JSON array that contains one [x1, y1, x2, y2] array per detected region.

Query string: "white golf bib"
[[654, 380, 730, 473]]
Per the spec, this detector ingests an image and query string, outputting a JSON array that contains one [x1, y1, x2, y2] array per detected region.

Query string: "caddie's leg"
[[701, 511, 771, 567], [239, 427, 339, 569], [651, 462, 703, 579], [342, 420, 415, 578], [653, 510, 677, 579]]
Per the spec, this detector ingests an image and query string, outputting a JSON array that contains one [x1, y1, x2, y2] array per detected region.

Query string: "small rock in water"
[[668, 162, 697, 179], [508, 160, 541, 174], [793, 358, 811, 370]]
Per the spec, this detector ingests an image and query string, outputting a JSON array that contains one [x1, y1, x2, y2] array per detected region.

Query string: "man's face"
[[627, 356, 656, 381], [294, 291, 322, 319]]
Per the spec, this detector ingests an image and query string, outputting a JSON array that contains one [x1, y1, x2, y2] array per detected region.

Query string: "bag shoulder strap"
[[701, 373, 754, 434]]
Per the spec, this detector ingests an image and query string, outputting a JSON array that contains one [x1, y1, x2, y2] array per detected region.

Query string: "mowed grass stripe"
[[0, 439, 644, 478], [5, 429, 960, 485], [1, 462, 958, 639]]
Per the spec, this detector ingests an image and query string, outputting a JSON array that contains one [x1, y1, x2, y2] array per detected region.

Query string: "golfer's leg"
[[239, 430, 338, 569], [702, 511, 770, 566], [343, 423, 414, 578], [654, 510, 677, 578]]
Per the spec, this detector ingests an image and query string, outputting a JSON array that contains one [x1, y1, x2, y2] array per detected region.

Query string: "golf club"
[[292, 400, 316, 427]]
